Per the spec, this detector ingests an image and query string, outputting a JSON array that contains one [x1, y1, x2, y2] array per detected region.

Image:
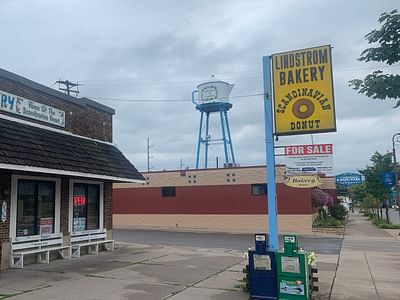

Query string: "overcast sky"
[[1, 0, 399, 174]]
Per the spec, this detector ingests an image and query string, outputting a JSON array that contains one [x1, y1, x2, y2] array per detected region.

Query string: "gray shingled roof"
[[0, 117, 144, 182]]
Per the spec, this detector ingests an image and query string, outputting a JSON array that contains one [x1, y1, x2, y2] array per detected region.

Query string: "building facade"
[[113, 166, 336, 234], [0, 68, 143, 269]]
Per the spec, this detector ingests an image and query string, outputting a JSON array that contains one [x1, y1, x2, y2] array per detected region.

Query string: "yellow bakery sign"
[[284, 175, 322, 188], [271, 45, 336, 136]]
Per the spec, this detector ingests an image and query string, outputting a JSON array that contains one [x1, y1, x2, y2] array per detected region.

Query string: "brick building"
[[0, 68, 143, 269], [113, 166, 336, 234]]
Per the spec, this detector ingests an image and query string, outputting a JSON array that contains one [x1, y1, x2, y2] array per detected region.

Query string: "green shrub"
[[329, 204, 348, 221], [313, 215, 342, 227], [368, 214, 400, 229]]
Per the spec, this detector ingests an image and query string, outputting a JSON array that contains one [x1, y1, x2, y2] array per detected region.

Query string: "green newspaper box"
[[276, 235, 312, 300]]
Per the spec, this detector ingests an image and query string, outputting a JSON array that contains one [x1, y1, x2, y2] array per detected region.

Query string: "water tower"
[[192, 77, 236, 169]]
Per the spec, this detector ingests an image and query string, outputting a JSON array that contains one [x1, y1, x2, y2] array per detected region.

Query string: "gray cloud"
[[1, 0, 399, 174]]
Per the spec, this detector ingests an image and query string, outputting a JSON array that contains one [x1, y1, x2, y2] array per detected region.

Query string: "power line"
[[86, 93, 265, 103], [77, 76, 261, 86], [76, 64, 399, 86]]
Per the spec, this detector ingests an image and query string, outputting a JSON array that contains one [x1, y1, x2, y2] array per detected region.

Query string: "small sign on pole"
[[382, 172, 395, 187], [335, 173, 362, 186], [284, 175, 322, 188]]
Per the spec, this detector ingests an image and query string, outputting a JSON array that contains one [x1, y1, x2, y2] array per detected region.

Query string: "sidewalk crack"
[[328, 224, 344, 299], [160, 258, 244, 299], [363, 250, 380, 300]]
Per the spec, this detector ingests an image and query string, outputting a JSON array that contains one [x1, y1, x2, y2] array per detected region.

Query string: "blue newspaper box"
[[248, 233, 277, 300]]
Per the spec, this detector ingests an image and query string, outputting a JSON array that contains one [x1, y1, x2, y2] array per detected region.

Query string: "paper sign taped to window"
[[254, 254, 272, 270], [40, 217, 53, 235], [73, 217, 86, 231], [281, 256, 300, 273]]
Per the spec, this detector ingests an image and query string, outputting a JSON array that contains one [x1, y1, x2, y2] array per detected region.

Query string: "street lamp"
[[392, 133, 400, 220]]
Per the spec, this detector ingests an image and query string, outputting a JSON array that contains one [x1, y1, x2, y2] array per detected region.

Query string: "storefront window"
[[251, 184, 267, 196], [73, 183, 100, 232], [161, 186, 176, 197], [17, 180, 55, 237]]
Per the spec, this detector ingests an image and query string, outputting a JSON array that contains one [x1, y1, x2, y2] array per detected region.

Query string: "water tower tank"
[[192, 78, 237, 169], [196, 80, 234, 104]]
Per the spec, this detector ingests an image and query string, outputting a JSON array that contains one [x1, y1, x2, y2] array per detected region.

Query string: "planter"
[[312, 226, 344, 235]]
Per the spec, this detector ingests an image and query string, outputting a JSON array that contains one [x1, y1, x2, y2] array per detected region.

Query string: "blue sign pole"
[[262, 56, 279, 251]]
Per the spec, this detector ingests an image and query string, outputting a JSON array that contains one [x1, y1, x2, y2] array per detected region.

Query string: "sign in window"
[[73, 183, 100, 232]]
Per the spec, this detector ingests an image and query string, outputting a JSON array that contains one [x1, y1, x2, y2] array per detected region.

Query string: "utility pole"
[[55, 80, 80, 96], [392, 133, 400, 221], [147, 138, 153, 172]]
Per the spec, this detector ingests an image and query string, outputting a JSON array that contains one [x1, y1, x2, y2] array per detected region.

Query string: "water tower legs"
[[220, 111, 236, 165], [224, 111, 236, 164], [220, 111, 229, 164], [205, 112, 210, 169], [195, 109, 236, 169], [195, 112, 204, 169]]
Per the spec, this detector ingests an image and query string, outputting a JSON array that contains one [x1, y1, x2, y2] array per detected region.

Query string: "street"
[[113, 229, 342, 255]]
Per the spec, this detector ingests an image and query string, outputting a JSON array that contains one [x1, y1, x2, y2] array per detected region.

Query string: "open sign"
[[73, 195, 86, 206]]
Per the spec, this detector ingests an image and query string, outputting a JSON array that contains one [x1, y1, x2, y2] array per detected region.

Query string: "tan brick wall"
[[113, 214, 312, 234], [114, 166, 335, 190], [320, 177, 336, 189]]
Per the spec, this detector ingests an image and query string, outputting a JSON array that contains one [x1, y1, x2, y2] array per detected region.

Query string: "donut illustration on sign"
[[292, 98, 315, 119]]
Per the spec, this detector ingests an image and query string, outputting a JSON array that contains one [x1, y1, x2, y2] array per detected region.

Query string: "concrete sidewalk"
[[0, 244, 248, 300], [0, 238, 340, 299], [331, 213, 400, 300], [5, 215, 399, 299]]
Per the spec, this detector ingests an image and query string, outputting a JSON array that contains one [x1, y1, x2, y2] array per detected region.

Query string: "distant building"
[[113, 166, 336, 234], [0, 68, 143, 269]]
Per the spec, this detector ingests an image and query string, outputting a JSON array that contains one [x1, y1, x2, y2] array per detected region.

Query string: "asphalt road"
[[114, 229, 342, 255]]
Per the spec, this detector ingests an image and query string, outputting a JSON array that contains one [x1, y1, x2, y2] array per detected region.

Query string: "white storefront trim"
[[0, 163, 144, 183], [68, 179, 104, 235], [10, 175, 61, 240]]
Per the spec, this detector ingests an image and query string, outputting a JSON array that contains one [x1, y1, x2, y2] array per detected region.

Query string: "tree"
[[349, 10, 400, 107], [312, 188, 334, 221], [348, 182, 368, 203], [361, 194, 380, 215], [312, 188, 334, 207], [358, 151, 393, 220]]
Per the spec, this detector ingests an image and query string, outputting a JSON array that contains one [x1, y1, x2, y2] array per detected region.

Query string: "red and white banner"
[[285, 144, 333, 175]]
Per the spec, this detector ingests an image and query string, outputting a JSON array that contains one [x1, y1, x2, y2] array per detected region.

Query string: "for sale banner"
[[285, 143, 333, 175]]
